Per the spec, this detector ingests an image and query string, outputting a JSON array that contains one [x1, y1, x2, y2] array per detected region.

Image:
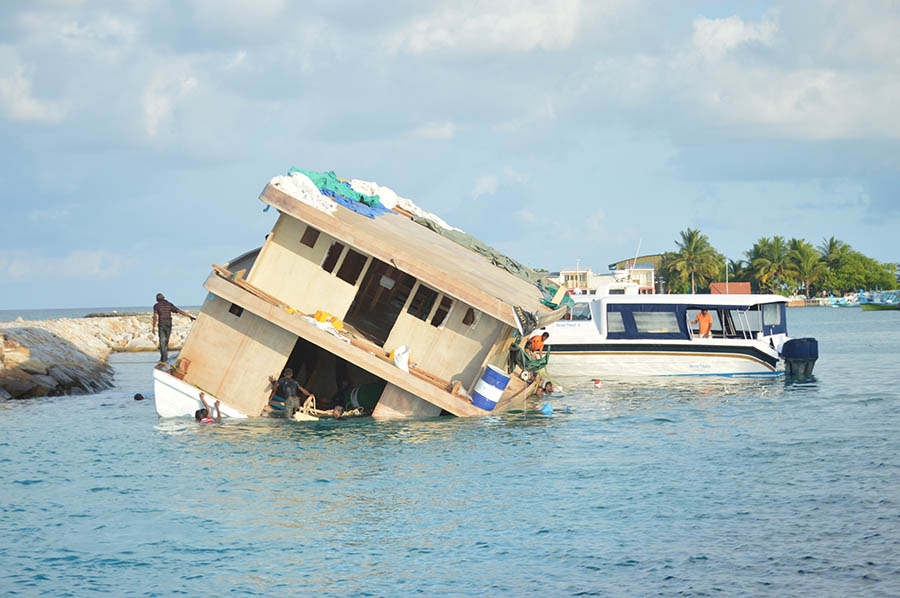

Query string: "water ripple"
[[1, 309, 899, 596]]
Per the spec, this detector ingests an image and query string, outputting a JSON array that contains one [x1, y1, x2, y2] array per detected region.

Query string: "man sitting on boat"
[[526, 331, 550, 359], [690, 309, 713, 339]]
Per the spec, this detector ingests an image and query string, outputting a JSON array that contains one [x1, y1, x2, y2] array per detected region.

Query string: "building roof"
[[710, 282, 752, 294], [260, 182, 557, 328]]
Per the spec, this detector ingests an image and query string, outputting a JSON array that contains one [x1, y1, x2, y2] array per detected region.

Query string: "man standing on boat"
[[691, 309, 713, 339], [270, 368, 315, 419], [152, 293, 196, 364]]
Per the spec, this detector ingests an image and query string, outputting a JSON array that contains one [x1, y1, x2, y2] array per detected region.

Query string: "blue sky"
[[1, 1, 898, 309]]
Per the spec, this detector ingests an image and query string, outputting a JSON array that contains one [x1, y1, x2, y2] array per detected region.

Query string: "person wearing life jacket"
[[194, 392, 221, 423], [526, 331, 550, 360]]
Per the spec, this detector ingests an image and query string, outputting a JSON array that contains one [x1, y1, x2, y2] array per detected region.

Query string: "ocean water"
[[2, 307, 899, 597]]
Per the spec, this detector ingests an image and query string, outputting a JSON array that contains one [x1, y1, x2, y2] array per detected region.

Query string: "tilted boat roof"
[[259, 181, 557, 328]]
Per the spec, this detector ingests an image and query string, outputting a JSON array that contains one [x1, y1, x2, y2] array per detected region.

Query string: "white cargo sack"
[[391, 345, 410, 372]]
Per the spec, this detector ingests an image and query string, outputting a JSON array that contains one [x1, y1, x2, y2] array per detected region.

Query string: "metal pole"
[[725, 256, 729, 294]]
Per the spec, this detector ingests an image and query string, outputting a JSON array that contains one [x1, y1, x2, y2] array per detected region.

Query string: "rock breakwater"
[[0, 314, 194, 399]]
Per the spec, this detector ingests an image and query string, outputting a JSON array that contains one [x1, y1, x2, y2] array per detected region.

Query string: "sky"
[[1, 0, 898, 309]]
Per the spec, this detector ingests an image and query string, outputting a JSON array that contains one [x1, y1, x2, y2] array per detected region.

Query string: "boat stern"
[[781, 337, 818, 377]]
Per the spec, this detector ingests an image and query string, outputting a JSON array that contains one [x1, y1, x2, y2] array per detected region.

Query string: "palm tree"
[[748, 236, 797, 294], [789, 239, 826, 297], [664, 228, 721, 293], [727, 258, 748, 281], [818, 236, 849, 268]]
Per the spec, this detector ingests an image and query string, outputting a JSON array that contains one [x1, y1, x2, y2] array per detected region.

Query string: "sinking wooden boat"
[[153, 171, 565, 419]]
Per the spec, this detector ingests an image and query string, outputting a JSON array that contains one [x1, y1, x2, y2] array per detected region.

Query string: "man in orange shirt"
[[691, 309, 713, 338], [526, 331, 550, 359]]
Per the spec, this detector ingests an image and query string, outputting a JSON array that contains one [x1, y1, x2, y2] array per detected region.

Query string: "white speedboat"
[[545, 293, 817, 380]]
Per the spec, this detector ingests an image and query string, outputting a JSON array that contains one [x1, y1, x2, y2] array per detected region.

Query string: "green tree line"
[[659, 229, 897, 296]]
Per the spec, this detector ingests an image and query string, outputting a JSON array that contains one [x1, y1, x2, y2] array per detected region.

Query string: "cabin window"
[[607, 311, 625, 333], [408, 285, 438, 321], [321, 241, 345, 273], [633, 312, 681, 334], [569, 303, 592, 321], [761, 303, 787, 335], [336, 249, 368, 285], [430, 296, 453, 327], [462, 307, 477, 326], [300, 226, 320, 248], [229, 303, 243, 317], [762, 303, 782, 326]]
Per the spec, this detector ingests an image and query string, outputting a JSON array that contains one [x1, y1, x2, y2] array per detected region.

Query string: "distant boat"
[[831, 293, 860, 307], [860, 290, 899, 311]]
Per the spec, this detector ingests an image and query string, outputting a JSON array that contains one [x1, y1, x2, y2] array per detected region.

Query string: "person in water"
[[534, 381, 558, 397], [691, 309, 713, 338], [194, 392, 221, 423]]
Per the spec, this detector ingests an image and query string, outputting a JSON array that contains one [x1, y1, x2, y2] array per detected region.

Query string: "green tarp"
[[288, 168, 381, 207]]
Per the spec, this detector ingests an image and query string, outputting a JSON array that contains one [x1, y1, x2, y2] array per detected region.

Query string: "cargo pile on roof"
[[273, 168, 547, 287]]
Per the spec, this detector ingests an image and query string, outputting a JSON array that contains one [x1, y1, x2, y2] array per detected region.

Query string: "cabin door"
[[344, 258, 416, 346]]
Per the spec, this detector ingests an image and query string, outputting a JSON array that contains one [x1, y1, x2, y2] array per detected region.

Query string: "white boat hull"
[[152, 368, 247, 419], [547, 342, 783, 381]]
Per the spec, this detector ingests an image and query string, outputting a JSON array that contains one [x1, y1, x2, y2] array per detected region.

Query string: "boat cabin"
[[594, 295, 787, 341], [558, 294, 788, 341], [163, 173, 563, 418]]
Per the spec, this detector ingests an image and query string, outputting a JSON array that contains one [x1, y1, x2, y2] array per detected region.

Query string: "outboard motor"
[[781, 337, 818, 377]]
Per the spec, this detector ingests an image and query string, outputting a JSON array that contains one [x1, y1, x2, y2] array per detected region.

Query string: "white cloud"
[[18, 10, 138, 63], [586, 9, 900, 141], [142, 70, 198, 138], [386, 0, 581, 54], [516, 208, 538, 223], [472, 174, 498, 199], [494, 99, 556, 133], [28, 204, 79, 222], [226, 50, 248, 70], [411, 121, 456, 140], [503, 167, 529, 185], [0, 66, 67, 124], [190, 0, 287, 32], [0, 250, 126, 281], [691, 14, 778, 60]]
